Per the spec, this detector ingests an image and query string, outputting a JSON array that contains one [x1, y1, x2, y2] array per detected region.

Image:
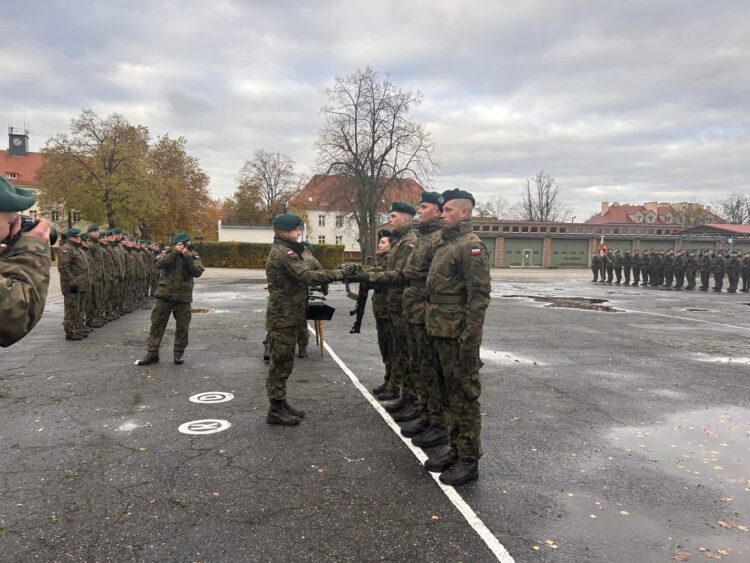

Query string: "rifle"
[[346, 256, 374, 334]]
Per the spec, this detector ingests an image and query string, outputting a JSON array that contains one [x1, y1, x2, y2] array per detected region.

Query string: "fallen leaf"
[[545, 539, 555, 545], [672, 551, 692, 561], [718, 520, 736, 529], [431, 515, 440, 520], [620, 511, 630, 516], [531, 545, 540, 551]]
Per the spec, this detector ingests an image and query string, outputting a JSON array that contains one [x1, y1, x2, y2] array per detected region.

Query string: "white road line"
[[623, 308, 750, 331], [314, 326, 515, 563]]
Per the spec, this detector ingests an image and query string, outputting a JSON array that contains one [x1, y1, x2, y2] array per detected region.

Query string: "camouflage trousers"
[[389, 312, 415, 398], [700, 272, 710, 288], [63, 291, 86, 335], [686, 271, 697, 289], [407, 322, 445, 428], [266, 325, 298, 400], [150, 274, 159, 298], [297, 319, 309, 349], [146, 298, 192, 354], [433, 337, 483, 461], [375, 316, 392, 385], [87, 280, 106, 320]]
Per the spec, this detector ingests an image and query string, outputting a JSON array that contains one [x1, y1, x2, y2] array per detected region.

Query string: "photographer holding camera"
[[0, 178, 52, 347]]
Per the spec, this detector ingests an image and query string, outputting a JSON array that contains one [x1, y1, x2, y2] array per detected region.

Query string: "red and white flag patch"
[[470, 247, 482, 256]]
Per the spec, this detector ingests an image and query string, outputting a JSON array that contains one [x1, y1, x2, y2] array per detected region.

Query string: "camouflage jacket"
[[265, 236, 342, 331], [727, 256, 741, 275], [0, 236, 51, 347], [425, 220, 491, 344], [713, 255, 727, 274], [674, 255, 686, 273], [662, 254, 675, 273], [686, 255, 699, 273], [370, 254, 390, 320], [591, 254, 600, 268], [699, 255, 712, 273], [631, 253, 640, 268], [622, 254, 633, 267], [97, 241, 115, 281], [613, 254, 623, 267], [368, 223, 417, 316], [81, 245, 96, 285], [402, 219, 443, 325], [111, 242, 127, 278], [58, 240, 91, 293], [154, 248, 204, 302], [302, 247, 328, 294], [87, 239, 105, 277], [742, 256, 750, 274]]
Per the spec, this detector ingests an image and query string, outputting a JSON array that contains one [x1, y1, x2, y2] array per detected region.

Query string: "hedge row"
[[191, 241, 346, 269]]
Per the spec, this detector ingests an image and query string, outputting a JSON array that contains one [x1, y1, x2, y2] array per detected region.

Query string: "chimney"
[[601, 202, 609, 214], [644, 201, 657, 212]]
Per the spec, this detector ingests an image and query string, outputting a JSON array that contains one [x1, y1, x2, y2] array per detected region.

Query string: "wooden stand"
[[314, 320, 325, 356]]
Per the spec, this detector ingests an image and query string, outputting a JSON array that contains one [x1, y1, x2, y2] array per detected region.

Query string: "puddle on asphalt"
[[480, 348, 545, 366], [190, 308, 230, 314], [603, 407, 750, 559], [502, 294, 621, 312]]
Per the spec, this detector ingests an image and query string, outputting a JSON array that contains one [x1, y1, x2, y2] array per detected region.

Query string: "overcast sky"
[[2, 0, 749, 219]]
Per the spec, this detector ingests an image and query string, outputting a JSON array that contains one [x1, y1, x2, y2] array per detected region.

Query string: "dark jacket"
[[155, 248, 204, 303]]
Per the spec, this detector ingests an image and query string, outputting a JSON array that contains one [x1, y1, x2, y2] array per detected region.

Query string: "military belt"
[[407, 279, 426, 288], [429, 294, 466, 305]]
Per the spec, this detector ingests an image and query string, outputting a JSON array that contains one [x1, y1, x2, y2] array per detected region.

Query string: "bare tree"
[[237, 150, 302, 221], [672, 201, 715, 227], [316, 67, 435, 256], [515, 171, 570, 222], [714, 193, 748, 224], [474, 195, 512, 219]]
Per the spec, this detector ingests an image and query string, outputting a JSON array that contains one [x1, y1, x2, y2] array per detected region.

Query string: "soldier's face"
[[0, 211, 19, 241], [388, 212, 410, 229], [442, 201, 470, 226], [418, 202, 441, 223], [280, 226, 302, 242], [376, 236, 391, 254]]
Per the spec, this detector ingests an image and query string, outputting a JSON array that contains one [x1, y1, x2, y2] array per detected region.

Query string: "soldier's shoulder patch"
[[470, 247, 482, 256]]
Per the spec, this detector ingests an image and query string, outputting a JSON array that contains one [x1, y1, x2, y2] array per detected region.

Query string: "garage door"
[[603, 240, 633, 253], [504, 238, 543, 267], [640, 240, 676, 251], [551, 239, 588, 268], [479, 237, 496, 267]]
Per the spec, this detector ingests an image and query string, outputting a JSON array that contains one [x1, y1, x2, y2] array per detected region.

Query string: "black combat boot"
[[439, 459, 479, 486], [266, 399, 300, 426], [412, 427, 449, 448], [372, 381, 388, 395], [135, 354, 159, 366], [377, 388, 400, 401], [65, 332, 85, 341], [401, 418, 429, 438], [79, 325, 93, 334], [383, 396, 409, 413], [392, 400, 421, 423], [424, 447, 458, 472], [174, 350, 184, 365], [263, 340, 270, 364], [297, 346, 308, 359], [283, 399, 305, 419]]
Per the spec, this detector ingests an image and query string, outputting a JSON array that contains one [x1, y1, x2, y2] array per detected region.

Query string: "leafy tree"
[[316, 67, 435, 256], [38, 109, 153, 229], [236, 150, 301, 221]]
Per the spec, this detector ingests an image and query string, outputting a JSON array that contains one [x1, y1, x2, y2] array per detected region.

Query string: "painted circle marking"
[[178, 419, 231, 435], [189, 391, 235, 404]]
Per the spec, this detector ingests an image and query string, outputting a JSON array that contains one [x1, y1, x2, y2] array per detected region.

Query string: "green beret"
[[441, 189, 475, 207], [420, 191, 443, 210], [272, 213, 303, 231], [80, 232, 90, 240], [0, 177, 36, 212], [65, 227, 81, 238], [377, 229, 394, 238], [110, 227, 123, 234], [87, 224, 99, 233], [390, 201, 416, 216], [172, 232, 192, 244]]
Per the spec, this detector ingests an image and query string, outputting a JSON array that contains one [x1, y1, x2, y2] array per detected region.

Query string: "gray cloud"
[[2, 0, 749, 219]]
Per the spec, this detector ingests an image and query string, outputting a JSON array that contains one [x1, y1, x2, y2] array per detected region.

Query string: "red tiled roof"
[[292, 175, 423, 213], [694, 223, 750, 235], [585, 204, 660, 225], [0, 151, 45, 187]]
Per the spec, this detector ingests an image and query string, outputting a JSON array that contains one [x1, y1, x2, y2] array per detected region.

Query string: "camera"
[[2, 215, 58, 246]]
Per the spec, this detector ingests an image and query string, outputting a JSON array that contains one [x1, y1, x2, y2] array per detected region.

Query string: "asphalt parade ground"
[[2, 269, 750, 562]]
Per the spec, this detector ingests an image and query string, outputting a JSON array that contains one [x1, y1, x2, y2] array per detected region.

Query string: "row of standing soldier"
[[591, 249, 750, 292], [57, 225, 162, 340]]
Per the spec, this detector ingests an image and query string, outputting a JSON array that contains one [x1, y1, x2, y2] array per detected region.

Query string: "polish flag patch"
[[470, 247, 482, 255]]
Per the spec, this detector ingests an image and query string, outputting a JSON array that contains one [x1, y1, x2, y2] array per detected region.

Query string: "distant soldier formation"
[[590, 248, 750, 292], [57, 226, 162, 340]]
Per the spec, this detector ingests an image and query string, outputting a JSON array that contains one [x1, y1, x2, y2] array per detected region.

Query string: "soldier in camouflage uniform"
[[422, 189, 491, 486], [58, 228, 91, 340], [726, 250, 741, 293], [590, 252, 600, 282], [640, 250, 651, 286], [110, 228, 128, 315], [613, 250, 623, 284], [673, 249, 686, 290], [713, 251, 726, 291], [631, 249, 641, 286], [263, 214, 356, 426], [699, 250, 712, 290], [365, 202, 419, 420], [0, 177, 51, 347], [85, 226, 108, 326], [622, 250, 632, 285], [400, 192, 447, 448], [662, 250, 674, 289], [685, 249, 698, 290], [135, 232, 204, 366], [79, 233, 97, 328], [370, 230, 393, 396], [741, 252, 750, 292]]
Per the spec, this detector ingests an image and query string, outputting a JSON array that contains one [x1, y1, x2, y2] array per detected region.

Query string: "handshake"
[[338, 263, 370, 283]]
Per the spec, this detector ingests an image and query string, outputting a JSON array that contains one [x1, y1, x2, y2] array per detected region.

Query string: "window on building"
[[335, 215, 344, 228], [559, 227, 567, 233], [51, 211, 60, 222], [318, 214, 326, 227], [29, 210, 38, 220], [530, 226, 538, 232], [318, 235, 326, 245], [512, 226, 520, 232], [540, 227, 547, 233], [335, 235, 343, 245], [521, 226, 528, 232], [482, 225, 490, 231], [656, 229, 663, 235], [502, 226, 510, 232], [550, 227, 557, 233], [473, 225, 480, 231], [6, 172, 18, 179], [492, 226, 499, 232], [614, 228, 620, 234], [72, 211, 81, 223]]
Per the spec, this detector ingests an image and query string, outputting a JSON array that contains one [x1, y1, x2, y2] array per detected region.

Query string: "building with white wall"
[[217, 221, 274, 243]]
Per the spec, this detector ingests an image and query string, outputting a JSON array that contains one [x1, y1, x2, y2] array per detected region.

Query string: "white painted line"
[[178, 419, 231, 435], [189, 391, 235, 404], [623, 308, 750, 331], [314, 325, 515, 563]]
